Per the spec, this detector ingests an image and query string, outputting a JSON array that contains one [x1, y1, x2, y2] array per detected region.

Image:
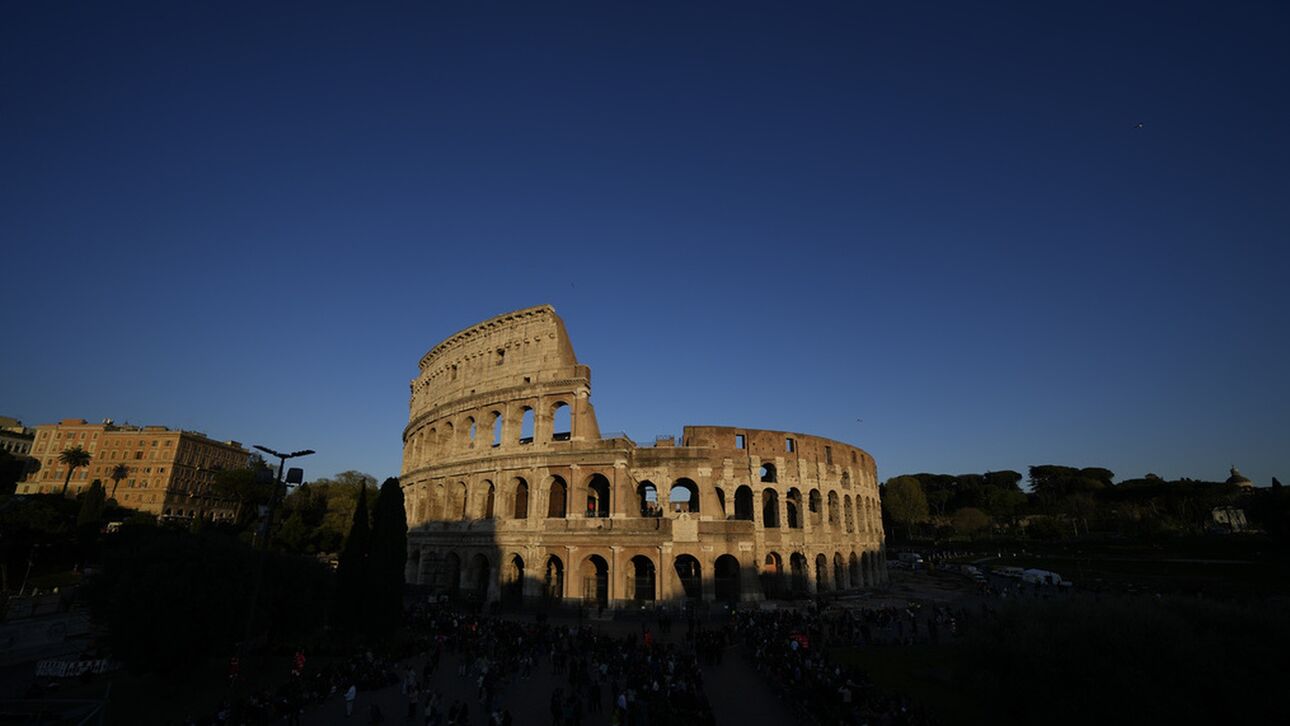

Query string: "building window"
[[825, 446, 833, 465], [786, 438, 795, 453], [736, 434, 746, 450]]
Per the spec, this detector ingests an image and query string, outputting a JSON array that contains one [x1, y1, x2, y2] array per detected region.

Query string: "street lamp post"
[[241, 444, 313, 653], [251, 445, 314, 550]]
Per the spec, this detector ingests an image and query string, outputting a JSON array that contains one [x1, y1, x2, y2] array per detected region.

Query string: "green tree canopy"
[[883, 476, 930, 535]]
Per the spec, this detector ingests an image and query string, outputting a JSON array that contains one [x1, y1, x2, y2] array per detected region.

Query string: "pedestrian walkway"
[[300, 642, 796, 725]]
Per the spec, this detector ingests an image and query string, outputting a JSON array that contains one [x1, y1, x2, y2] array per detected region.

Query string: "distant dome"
[[1226, 466, 1254, 488]]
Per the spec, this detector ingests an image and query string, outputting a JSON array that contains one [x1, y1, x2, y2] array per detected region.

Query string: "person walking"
[[345, 683, 358, 718]]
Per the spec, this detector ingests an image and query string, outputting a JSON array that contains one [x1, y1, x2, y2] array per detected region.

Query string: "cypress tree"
[[368, 477, 407, 633], [335, 482, 371, 634]]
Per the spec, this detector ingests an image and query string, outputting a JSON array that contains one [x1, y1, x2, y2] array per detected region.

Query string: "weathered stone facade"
[[401, 305, 887, 606]]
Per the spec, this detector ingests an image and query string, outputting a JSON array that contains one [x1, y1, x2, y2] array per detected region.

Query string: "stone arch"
[[550, 401, 571, 441], [443, 422, 455, 452], [490, 411, 503, 447], [828, 490, 841, 527], [482, 480, 496, 519], [674, 554, 702, 600], [734, 485, 754, 520], [547, 476, 567, 518], [715, 488, 727, 517], [761, 551, 784, 599], [786, 488, 802, 529], [762, 488, 779, 528], [441, 551, 461, 597], [582, 554, 609, 607], [850, 550, 862, 587], [453, 481, 468, 520], [431, 482, 445, 520], [629, 555, 657, 601], [815, 553, 829, 592], [503, 554, 525, 605], [465, 416, 477, 447], [844, 494, 855, 533], [760, 463, 777, 483], [512, 478, 529, 519], [543, 555, 564, 601], [808, 488, 822, 525], [637, 480, 660, 517], [841, 470, 851, 489], [585, 473, 610, 518], [714, 554, 741, 602], [670, 478, 699, 514], [834, 552, 846, 590], [467, 553, 491, 602], [518, 406, 534, 444], [790, 553, 808, 595]]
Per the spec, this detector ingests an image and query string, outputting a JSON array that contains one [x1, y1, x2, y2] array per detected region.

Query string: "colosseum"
[[400, 305, 887, 607]]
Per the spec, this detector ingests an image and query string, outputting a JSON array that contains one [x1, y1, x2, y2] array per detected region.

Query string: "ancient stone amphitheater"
[[401, 305, 887, 606]]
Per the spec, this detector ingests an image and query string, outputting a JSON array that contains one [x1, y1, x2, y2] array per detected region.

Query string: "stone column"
[[610, 545, 623, 606]]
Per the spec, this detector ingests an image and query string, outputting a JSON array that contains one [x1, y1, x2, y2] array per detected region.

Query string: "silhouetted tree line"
[[882, 465, 1288, 542], [334, 476, 407, 640]]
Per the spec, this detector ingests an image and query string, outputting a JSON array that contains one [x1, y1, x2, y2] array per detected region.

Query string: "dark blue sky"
[[3, 1, 1287, 487]]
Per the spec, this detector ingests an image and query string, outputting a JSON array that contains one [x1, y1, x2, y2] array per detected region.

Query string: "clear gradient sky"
[[3, 1, 1287, 487]]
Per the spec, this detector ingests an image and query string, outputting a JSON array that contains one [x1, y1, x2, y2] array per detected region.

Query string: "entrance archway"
[[734, 486, 754, 520], [714, 555, 741, 602], [503, 554, 525, 605], [790, 553, 808, 595], [834, 552, 846, 590], [815, 553, 829, 592], [467, 553, 490, 602], [674, 555, 702, 600], [543, 555, 564, 601], [441, 552, 461, 598], [586, 474, 610, 518], [582, 555, 608, 607], [628, 555, 656, 602], [761, 552, 784, 599]]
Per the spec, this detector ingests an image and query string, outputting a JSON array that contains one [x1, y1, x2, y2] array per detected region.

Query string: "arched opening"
[[786, 488, 802, 529], [715, 488, 727, 517], [759, 463, 777, 483], [790, 553, 808, 595], [863, 552, 874, 586], [850, 551, 862, 587], [431, 483, 445, 521], [443, 422, 454, 451], [637, 481, 660, 517], [466, 417, 477, 446], [491, 412, 503, 447], [454, 481, 468, 520], [468, 553, 490, 602], [543, 555, 564, 601], [482, 481, 495, 519], [834, 552, 846, 590], [407, 548, 422, 584], [440, 552, 461, 598], [674, 555, 702, 600], [547, 476, 567, 518], [551, 402, 571, 441], [841, 470, 851, 489], [844, 494, 855, 533], [714, 555, 741, 602], [513, 478, 529, 519], [734, 485, 754, 520], [586, 474, 610, 518], [670, 478, 699, 514], [815, 554, 829, 592], [809, 489, 822, 525], [582, 555, 609, 607], [762, 488, 779, 528], [628, 555, 656, 602], [503, 554, 525, 605], [518, 407, 534, 445], [761, 552, 784, 599], [828, 490, 840, 527]]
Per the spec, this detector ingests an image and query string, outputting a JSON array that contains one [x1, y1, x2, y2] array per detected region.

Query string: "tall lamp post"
[[251, 445, 314, 550], [242, 444, 313, 653]]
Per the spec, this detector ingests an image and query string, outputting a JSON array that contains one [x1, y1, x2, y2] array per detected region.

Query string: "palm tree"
[[109, 463, 129, 500], [58, 446, 92, 498]]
